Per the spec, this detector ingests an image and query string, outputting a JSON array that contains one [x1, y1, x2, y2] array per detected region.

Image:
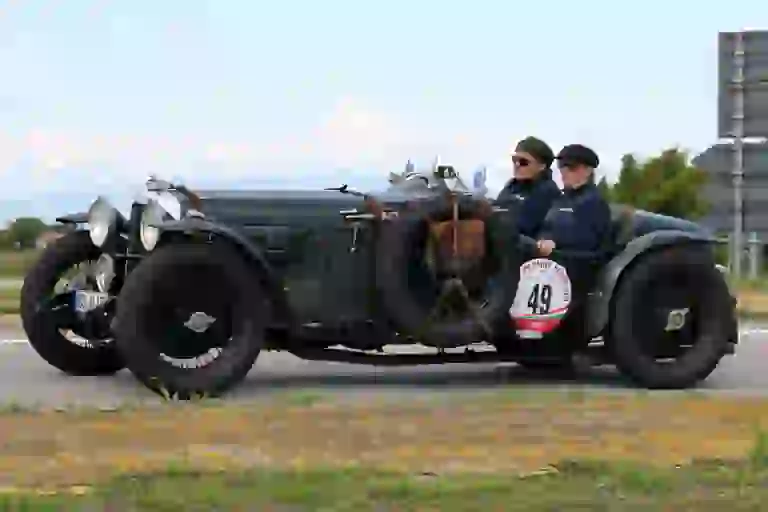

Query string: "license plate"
[[516, 329, 544, 340], [73, 290, 110, 313]]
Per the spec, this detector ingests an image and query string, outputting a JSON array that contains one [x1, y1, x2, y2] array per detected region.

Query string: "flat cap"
[[556, 144, 600, 168]]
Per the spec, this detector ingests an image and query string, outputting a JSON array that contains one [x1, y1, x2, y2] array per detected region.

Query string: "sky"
[[0, 0, 766, 222]]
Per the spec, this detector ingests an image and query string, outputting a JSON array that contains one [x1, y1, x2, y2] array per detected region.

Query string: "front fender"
[[587, 230, 721, 338], [152, 217, 290, 324], [55, 212, 89, 225]]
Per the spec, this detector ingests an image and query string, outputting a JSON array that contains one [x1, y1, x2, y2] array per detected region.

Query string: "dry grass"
[[0, 315, 21, 330], [0, 393, 767, 489], [737, 288, 768, 314], [0, 249, 24, 315], [0, 289, 19, 315]]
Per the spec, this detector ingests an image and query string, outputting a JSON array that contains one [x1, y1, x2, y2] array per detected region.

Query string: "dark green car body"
[[154, 185, 737, 349]]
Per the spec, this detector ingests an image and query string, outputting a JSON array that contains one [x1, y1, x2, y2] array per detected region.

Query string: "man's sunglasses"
[[512, 156, 531, 167]]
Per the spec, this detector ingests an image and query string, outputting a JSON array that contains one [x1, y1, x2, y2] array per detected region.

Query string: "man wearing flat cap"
[[496, 136, 562, 238], [535, 144, 611, 257]]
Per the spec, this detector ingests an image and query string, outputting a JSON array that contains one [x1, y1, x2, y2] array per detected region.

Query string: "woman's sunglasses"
[[512, 156, 531, 167]]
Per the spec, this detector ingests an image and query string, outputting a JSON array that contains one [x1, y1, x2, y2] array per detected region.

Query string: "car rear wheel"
[[608, 247, 733, 389], [114, 241, 269, 399]]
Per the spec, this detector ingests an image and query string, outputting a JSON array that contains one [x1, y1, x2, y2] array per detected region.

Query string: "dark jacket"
[[496, 168, 562, 238], [538, 182, 611, 253]]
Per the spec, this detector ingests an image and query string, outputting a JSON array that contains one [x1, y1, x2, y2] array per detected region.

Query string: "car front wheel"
[[20, 230, 124, 376], [113, 241, 269, 399]]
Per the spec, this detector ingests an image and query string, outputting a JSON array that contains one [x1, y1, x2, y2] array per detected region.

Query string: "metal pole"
[[731, 31, 746, 279], [748, 231, 760, 280]]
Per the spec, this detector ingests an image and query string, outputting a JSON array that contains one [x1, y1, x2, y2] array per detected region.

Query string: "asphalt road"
[[1, 324, 767, 408]]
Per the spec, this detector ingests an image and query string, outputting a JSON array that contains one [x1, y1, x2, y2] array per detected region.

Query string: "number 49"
[[527, 283, 552, 314]]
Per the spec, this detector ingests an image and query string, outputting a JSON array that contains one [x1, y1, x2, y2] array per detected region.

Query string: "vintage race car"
[[19, 177, 200, 376], [109, 166, 738, 399]]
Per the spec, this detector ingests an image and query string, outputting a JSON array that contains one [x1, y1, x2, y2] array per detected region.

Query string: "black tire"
[[114, 241, 268, 400], [20, 230, 125, 376], [375, 194, 521, 347], [608, 246, 733, 389]]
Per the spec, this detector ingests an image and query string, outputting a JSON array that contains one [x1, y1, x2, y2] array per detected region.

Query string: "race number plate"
[[509, 258, 572, 339], [73, 290, 110, 313]]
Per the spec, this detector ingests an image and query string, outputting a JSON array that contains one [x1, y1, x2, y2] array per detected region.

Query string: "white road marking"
[[739, 328, 768, 336]]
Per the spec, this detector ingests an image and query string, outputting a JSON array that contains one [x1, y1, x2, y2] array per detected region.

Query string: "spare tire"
[[375, 194, 521, 347]]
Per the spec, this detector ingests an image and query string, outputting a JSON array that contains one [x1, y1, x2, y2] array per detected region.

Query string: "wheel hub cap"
[[183, 312, 216, 333], [663, 308, 690, 332]]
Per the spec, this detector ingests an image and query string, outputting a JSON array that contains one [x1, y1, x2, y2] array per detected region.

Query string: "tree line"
[[595, 147, 709, 220], [0, 217, 58, 250]]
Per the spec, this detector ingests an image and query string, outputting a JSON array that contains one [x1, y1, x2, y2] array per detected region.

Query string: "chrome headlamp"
[[140, 191, 183, 251], [87, 196, 124, 248]]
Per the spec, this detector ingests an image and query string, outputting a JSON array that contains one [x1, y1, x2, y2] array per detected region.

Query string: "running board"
[[288, 347, 515, 366], [286, 347, 612, 366]]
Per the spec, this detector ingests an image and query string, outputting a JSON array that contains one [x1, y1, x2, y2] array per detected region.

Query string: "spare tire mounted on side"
[[375, 194, 521, 348]]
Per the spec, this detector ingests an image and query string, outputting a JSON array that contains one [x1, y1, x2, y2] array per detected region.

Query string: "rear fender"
[[55, 212, 88, 225], [587, 230, 722, 338], [154, 218, 291, 325]]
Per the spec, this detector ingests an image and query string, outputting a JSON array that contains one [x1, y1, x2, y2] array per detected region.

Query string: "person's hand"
[[536, 239, 556, 256]]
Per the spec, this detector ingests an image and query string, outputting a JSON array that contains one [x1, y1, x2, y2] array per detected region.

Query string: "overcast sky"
[[0, 1, 766, 221]]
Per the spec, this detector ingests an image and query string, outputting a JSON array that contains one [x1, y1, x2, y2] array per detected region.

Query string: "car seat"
[[604, 204, 636, 256]]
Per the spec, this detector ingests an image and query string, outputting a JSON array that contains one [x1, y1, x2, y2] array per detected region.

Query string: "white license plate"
[[74, 290, 110, 313], [516, 329, 544, 340]]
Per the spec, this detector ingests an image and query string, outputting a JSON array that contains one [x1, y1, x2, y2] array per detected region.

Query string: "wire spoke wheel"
[[20, 231, 124, 376], [50, 259, 111, 348]]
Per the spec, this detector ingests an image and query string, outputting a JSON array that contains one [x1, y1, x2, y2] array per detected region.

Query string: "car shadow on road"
[[234, 363, 634, 395]]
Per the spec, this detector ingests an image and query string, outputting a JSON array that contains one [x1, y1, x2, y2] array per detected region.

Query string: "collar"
[[507, 167, 553, 188]]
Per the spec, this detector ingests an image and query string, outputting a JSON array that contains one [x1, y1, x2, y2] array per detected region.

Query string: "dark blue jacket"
[[538, 182, 611, 253], [496, 169, 562, 238]]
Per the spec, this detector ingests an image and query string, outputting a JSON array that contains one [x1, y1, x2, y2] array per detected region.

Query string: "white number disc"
[[509, 258, 572, 338]]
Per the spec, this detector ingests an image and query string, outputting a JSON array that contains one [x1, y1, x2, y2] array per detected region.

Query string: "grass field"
[[0, 250, 38, 314], [0, 249, 39, 279], [6, 462, 768, 510], [0, 287, 19, 315], [0, 392, 767, 509]]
